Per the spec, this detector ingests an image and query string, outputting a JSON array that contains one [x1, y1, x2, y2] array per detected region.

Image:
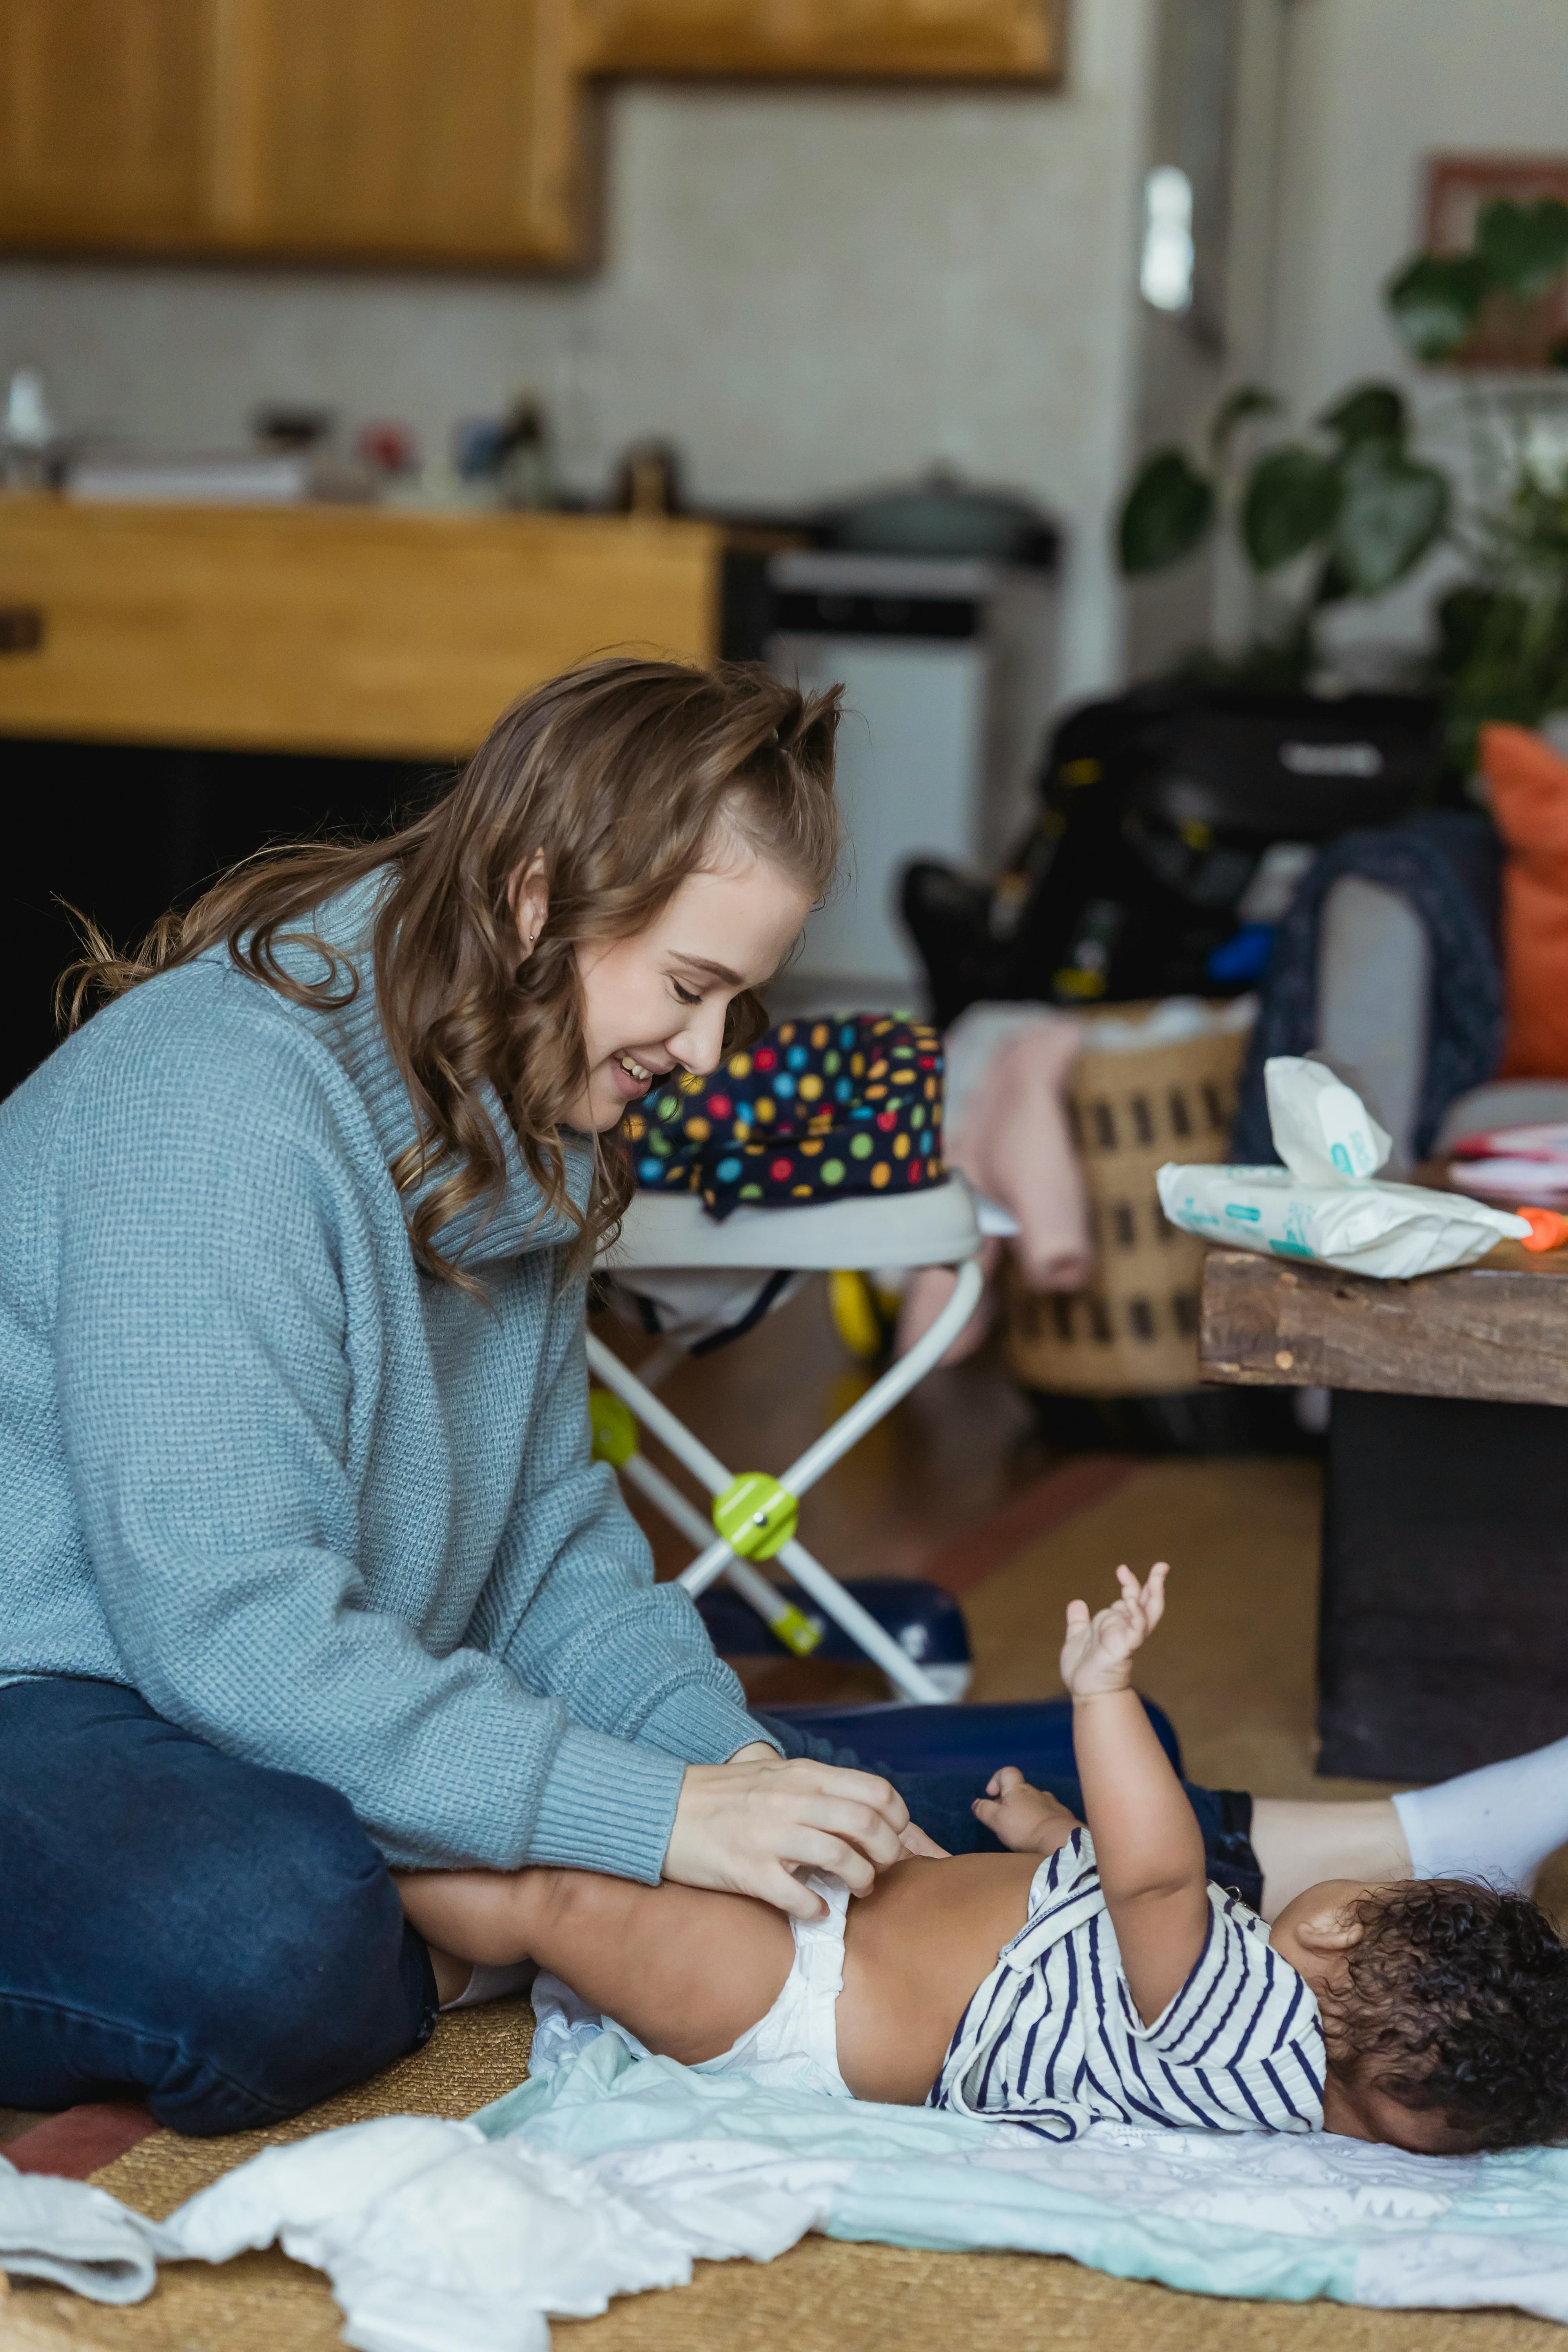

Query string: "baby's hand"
[[1060, 1561, 1168, 1699], [972, 1766, 1080, 1856]]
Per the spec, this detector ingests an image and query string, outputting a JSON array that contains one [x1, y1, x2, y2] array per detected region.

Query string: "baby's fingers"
[[986, 1765, 1024, 1798], [1141, 1561, 1170, 1627], [1064, 1598, 1091, 1637]]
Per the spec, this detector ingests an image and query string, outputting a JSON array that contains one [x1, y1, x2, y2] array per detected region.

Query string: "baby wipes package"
[[1157, 1056, 1530, 1279]]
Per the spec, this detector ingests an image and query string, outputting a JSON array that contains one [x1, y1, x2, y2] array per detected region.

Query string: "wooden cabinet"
[[0, 0, 584, 264], [572, 0, 1065, 80], [0, 0, 1063, 267], [0, 0, 217, 248], [0, 499, 724, 758], [209, 0, 580, 261]]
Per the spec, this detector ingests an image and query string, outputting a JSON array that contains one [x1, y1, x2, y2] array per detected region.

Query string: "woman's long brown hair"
[[61, 658, 843, 1285]]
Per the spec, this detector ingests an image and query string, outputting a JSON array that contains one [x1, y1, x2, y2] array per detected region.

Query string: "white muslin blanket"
[[0, 2152, 176, 2299], [13, 2023, 1568, 2349]]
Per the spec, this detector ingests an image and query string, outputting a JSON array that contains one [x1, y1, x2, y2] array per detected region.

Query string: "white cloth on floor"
[[22, 2029, 1568, 2347], [0, 2152, 176, 2302]]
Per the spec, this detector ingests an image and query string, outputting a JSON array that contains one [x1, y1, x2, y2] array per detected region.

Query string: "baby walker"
[[588, 1018, 987, 1703]]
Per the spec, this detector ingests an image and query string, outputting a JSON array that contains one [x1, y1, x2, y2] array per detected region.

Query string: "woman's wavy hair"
[[62, 658, 843, 1286]]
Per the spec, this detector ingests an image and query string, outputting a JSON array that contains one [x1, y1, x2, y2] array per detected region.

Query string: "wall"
[[1266, 0, 1568, 662], [0, 0, 1156, 707]]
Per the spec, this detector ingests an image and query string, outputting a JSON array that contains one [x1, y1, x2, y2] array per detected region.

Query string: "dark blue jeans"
[[0, 1678, 435, 2137], [751, 1711, 1264, 1910]]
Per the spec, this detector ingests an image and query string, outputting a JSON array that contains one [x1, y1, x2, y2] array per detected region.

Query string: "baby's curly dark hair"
[[1327, 1879, 1568, 2153]]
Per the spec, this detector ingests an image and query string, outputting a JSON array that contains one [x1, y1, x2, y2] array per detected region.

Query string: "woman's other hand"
[[665, 1752, 915, 1918]]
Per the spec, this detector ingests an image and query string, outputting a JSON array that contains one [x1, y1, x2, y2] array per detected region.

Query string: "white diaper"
[[602, 1869, 853, 2098]]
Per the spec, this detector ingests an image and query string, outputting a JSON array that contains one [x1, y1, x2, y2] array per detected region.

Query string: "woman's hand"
[[664, 1751, 918, 1919]]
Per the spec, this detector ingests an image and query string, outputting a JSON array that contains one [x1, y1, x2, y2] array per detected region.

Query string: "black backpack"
[[902, 681, 1445, 1027]]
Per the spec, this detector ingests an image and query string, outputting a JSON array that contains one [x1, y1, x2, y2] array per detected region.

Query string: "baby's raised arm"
[[1061, 1562, 1210, 2024]]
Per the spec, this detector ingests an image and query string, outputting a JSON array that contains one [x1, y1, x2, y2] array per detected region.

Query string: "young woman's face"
[[559, 855, 813, 1133]]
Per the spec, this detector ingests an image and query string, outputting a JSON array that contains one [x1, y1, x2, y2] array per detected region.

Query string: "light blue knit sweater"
[[0, 875, 766, 1875]]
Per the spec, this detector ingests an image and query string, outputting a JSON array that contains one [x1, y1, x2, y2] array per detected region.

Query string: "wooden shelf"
[[0, 498, 725, 759]]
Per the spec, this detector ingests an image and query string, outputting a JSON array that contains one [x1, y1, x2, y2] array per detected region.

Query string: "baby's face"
[[1319, 2062, 1468, 2153]]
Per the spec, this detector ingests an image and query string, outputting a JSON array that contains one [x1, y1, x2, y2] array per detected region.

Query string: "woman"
[[0, 659, 922, 2136]]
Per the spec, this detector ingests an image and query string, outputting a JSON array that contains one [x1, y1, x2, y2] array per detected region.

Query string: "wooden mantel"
[[0, 497, 726, 761]]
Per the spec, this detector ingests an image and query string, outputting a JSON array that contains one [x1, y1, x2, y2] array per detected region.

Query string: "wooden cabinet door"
[[0, 0, 217, 246], [211, 0, 582, 262], [573, 0, 1065, 80]]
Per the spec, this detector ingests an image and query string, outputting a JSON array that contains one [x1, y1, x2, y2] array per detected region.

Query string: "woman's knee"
[[163, 1775, 428, 2126]]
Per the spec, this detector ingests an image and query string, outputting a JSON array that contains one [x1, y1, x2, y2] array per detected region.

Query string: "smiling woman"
[[0, 658, 935, 2140], [515, 854, 815, 1138]]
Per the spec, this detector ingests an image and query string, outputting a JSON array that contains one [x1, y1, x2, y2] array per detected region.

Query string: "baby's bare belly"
[[836, 1853, 1040, 2104]]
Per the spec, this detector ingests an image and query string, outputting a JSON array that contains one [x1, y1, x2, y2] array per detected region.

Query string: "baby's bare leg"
[[395, 1866, 795, 2065]]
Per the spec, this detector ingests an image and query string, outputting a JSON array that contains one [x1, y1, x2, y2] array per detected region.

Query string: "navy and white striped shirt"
[[929, 1829, 1325, 2141]]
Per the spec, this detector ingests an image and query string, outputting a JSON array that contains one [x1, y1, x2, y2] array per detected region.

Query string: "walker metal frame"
[[587, 1183, 986, 1703]]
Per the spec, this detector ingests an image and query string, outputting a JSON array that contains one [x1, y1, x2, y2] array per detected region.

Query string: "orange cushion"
[[1482, 722, 1568, 1080]]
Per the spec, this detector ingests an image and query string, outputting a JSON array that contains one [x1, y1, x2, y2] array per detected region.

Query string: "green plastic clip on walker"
[[712, 1474, 818, 1659], [588, 1388, 638, 1470], [588, 1396, 822, 1659], [711, 1470, 799, 1561]]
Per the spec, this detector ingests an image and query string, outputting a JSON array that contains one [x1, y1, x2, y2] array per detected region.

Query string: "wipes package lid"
[[1158, 1057, 1530, 1279], [1265, 1057, 1392, 1185]]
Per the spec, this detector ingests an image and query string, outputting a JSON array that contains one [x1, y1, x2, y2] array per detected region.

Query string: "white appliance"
[[766, 550, 1057, 1000]]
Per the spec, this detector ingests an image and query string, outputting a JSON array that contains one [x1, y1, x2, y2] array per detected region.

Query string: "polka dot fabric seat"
[[623, 1015, 945, 1220]]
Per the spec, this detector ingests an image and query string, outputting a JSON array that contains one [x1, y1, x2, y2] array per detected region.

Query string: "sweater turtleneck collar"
[[233, 866, 595, 1269]]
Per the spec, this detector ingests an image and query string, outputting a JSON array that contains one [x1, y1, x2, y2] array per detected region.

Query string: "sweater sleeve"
[[468, 1271, 771, 1811], [49, 994, 693, 1877]]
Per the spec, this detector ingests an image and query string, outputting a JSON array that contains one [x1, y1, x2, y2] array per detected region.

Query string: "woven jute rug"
[[6, 1459, 1566, 2352]]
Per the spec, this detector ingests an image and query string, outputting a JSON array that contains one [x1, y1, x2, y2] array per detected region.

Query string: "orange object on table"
[[1518, 1204, 1568, 1252]]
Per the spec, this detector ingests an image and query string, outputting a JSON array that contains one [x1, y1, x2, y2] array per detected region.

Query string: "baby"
[[398, 1564, 1568, 2153]]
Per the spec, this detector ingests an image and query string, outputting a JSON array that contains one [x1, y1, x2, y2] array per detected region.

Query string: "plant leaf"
[[1385, 253, 1490, 361], [1318, 382, 1407, 449], [1241, 446, 1341, 572], [1208, 384, 1281, 464], [1476, 197, 1568, 301], [1118, 450, 1215, 575], [1331, 443, 1449, 595]]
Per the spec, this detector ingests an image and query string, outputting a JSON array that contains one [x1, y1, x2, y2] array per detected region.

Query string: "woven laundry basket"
[[1003, 1004, 1250, 1397]]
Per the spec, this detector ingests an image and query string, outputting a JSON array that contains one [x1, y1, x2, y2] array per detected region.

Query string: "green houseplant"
[[1118, 197, 1568, 753]]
